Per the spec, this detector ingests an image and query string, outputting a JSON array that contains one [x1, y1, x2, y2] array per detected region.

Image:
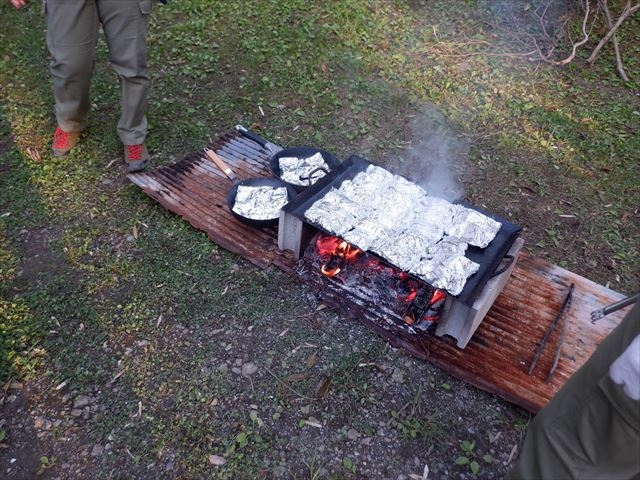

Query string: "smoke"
[[393, 106, 470, 202]]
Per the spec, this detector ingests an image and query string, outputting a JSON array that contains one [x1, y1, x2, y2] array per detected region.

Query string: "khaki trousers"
[[506, 300, 640, 480], [45, 0, 152, 145]]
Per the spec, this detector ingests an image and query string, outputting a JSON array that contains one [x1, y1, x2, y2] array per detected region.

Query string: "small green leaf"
[[455, 456, 469, 465], [483, 453, 494, 463], [343, 457, 354, 471], [470, 460, 480, 475], [235, 431, 248, 448]]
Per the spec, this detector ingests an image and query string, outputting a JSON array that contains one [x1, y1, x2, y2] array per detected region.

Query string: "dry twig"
[[598, 0, 627, 80], [533, 0, 639, 79], [589, 0, 640, 60]]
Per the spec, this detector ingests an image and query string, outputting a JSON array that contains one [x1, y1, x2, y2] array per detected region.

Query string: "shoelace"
[[127, 144, 143, 161], [53, 128, 71, 148]]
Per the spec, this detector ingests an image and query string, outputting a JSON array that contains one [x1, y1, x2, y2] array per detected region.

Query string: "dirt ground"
[[1, 298, 531, 480]]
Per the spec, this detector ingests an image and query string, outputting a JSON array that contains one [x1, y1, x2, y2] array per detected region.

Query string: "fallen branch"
[[432, 49, 539, 59], [587, 0, 640, 70], [550, 0, 593, 65], [530, 0, 638, 80], [598, 0, 628, 80]]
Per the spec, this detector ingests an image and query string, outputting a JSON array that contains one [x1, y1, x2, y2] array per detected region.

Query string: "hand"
[[10, 0, 27, 8]]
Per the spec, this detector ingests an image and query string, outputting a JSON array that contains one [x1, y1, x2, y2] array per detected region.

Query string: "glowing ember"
[[406, 290, 418, 303], [402, 287, 447, 327], [321, 260, 342, 277], [430, 290, 447, 306], [316, 235, 362, 277]]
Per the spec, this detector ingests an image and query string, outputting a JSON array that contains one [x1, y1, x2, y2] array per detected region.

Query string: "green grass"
[[0, 0, 638, 477]]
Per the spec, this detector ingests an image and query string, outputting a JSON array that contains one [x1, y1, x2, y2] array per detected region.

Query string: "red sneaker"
[[52, 127, 80, 156], [124, 143, 150, 172]]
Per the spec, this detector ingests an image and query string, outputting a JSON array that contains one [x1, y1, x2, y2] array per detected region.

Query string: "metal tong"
[[590, 292, 639, 323], [528, 283, 575, 382]]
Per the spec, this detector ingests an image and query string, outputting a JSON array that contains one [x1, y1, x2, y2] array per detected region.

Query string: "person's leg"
[[506, 300, 640, 480], [45, 0, 98, 140], [98, 0, 151, 147]]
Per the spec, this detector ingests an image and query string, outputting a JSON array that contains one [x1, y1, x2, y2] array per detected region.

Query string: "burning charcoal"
[[232, 185, 289, 220], [402, 287, 445, 329], [446, 207, 502, 248], [278, 152, 329, 186]]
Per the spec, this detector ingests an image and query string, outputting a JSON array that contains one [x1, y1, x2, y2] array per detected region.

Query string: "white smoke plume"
[[393, 106, 471, 202]]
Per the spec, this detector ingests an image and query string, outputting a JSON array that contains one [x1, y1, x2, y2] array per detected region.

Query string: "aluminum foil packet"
[[279, 152, 329, 186], [413, 254, 480, 296], [304, 188, 361, 236], [445, 206, 502, 248], [232, 185, 289, 220]]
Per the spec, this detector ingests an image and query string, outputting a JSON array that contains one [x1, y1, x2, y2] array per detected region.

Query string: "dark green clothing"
[[506, 300, 640, 480], [44, 0, 152, 144]]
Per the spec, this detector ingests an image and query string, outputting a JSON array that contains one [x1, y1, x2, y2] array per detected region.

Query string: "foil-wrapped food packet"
[[304, 189, 361, 236], [414, 255, 480, 296], [279, 152, 329, 187], [446, 207, 502, 248], [232, 184, 289, 220]]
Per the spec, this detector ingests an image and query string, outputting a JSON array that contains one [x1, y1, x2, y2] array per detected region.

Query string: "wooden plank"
[[128, 131, 626, 412], [423, 255, 624, 412]]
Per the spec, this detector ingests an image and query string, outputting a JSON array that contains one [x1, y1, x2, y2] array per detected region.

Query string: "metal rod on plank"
[[528, 283, 575, 376], [546, 283, 575, 382], [590, 292, 639, 323]]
